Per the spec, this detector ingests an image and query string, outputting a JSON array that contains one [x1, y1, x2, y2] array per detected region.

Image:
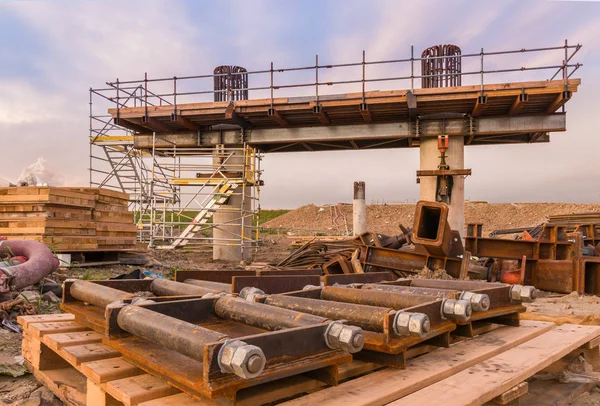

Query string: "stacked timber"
[[547, 212, 600, 226], [0, 187, 136, 252]]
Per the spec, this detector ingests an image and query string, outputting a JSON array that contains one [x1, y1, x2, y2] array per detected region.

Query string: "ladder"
[[157, 181, 239, 249]]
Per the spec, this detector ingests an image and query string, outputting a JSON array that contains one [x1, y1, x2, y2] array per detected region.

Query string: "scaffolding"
[[89, 88, 261, 255]]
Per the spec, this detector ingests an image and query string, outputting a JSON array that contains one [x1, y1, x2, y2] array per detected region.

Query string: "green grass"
[[259, 209, 290, 224]]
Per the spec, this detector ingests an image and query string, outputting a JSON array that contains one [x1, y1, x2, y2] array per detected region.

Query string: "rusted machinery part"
[[214, 296, 329, 331], [265, 294, 390, 333], [70, 280, 135, 308], [115, 304, 266, 379], [183, 279, 232, 293], [265, 294, 429, 338], [509, 284, 538, 303], [321, 286, 472, 322], [0, 240, 59, 293], [362, 284, 490, 312], [150, 278, 219, 297]]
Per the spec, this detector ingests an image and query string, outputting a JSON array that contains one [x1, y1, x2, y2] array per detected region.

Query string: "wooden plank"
[[30, 366, 87, 406], [18, 313, 75, 329], [86, 378, 122, 406], [106, 374, 180, 406], [81, 357, 144, 384], [29, 321, 89, 339], [488, 382, 528, 405], [138, 393, 209, 406], [61, 343, 121, 366], [392, 324, 600, 406], [43, 331, 104, 351], [520, 378, 597, 406], [281, 321, 555, 406]]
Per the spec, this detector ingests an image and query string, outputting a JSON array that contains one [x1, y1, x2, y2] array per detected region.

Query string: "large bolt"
[[441, 299, 472, 322], [393, 311, 431, 338], [459, 291, 490, 312], [324, 321, 364, 353], [239, 287, 265, 302], [218, 340, 266, 379], [509, 284, 538, 303]]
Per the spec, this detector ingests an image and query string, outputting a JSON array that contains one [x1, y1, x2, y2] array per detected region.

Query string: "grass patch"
[[259, 209, 290, 224]]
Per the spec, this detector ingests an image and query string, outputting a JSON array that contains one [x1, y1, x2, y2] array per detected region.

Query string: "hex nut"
[[218, 340, 266, 379], [325, 321, 364, 353], [460, 291, 490, 312], [393, 311, 430, 338], [441, 299, 472, 322], [239, 287, 265, 302], [510, 284, 537, 303]]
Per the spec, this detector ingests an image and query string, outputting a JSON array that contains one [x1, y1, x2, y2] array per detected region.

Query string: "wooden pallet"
[[19, 314, 600, 406]]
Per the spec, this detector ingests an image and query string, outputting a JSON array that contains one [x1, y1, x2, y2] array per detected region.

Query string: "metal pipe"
[[117, 305, 227, 362], [265, 294, 390, 333], [150, 278, 216, 297], [70, 280, 133, 308], [0, 240, 60, 293], [362, 284, 490, 312], [214, 296, 329, 331], [321, 286, 471, 322], [183, 279, 232, 292]]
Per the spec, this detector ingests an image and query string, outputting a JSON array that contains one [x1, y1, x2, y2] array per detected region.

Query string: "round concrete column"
[[419, 136, 465, 237], [353, 181, 367, 235], [212, 147, 252, 262]]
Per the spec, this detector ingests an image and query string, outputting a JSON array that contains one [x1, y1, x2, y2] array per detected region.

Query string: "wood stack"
[[0, 187, 136, 252], [547, 212, 600, 226]]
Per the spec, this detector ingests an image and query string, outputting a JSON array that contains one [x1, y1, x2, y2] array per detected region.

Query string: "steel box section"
[[412, 201, 453, 257]]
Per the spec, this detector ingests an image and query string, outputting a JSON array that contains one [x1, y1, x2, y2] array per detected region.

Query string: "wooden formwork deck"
[[19, 314, 600, 406]]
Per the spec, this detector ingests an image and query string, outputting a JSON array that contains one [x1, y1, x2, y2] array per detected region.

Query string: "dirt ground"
[[262, 202, 600, 236]]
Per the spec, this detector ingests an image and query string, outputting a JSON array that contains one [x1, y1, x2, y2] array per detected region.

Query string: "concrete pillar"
[[419, 136, 465, 237], [212, 146, 252, 262], [353, 181, 367, 235]]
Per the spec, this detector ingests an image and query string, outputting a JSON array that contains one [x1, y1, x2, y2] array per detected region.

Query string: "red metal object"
[[0, 240, 59, 293]]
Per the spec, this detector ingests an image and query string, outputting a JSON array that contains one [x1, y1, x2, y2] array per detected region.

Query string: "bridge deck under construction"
[[105, 79, 580, 152]]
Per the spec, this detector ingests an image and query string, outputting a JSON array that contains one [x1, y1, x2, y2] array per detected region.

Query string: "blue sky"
[[0, 0, 598, 207]]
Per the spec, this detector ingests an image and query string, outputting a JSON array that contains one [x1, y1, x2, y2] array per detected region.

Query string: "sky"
[[0, 0, 598, 208]]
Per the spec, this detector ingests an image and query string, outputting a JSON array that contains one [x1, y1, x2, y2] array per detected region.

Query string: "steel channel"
[[70, 280, 134, 308], [362, 284, 459, 300], [117, 305, 227, 363], [265, 295, 390, 333], [183, 279, 232, 292], [214, 296, 329, 331], [321, 286, 435, 310], [150, 278, 217, 296]]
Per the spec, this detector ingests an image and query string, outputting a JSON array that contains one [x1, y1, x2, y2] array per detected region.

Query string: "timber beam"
[[509, 93, 529, 115], [268, 108, 289, 127], [225, 102, 251, 128], [132, 114, 566, 150]]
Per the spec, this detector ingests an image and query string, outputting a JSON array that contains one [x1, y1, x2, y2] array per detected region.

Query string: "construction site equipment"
[[421, 44, 462, 88], [60, 279, 363, 401], [0, 240, 59, 292], [18, 313, 600, 406], [257, 285, 461, 368], [329, 276, 531, 337]]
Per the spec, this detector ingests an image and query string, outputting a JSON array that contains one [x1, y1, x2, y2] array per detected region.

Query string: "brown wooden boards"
[[281, 320, 555, 406], [0, 186, 135, 252], [391, 324, 600, 406]]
